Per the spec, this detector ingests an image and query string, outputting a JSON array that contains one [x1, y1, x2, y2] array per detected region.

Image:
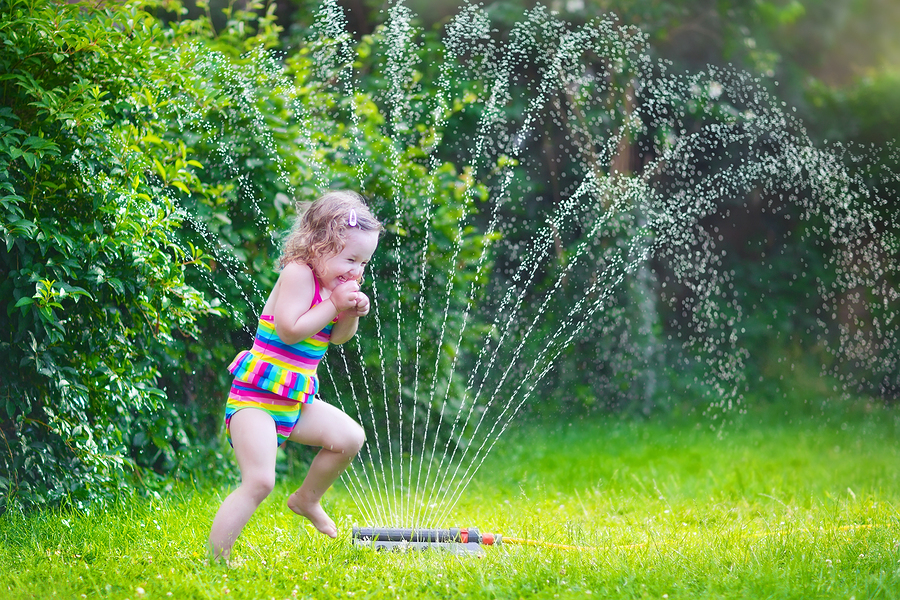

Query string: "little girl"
[[209, 190, 382, 561]]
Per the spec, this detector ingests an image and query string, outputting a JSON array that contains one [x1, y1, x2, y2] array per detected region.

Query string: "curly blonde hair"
[[280, 190, 382, 271]]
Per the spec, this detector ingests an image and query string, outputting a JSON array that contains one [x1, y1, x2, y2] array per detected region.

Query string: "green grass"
[[2, 402, 900, 599]]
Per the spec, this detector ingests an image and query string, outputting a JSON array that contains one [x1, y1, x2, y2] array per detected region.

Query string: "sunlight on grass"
[[2, 403, 900, 599]]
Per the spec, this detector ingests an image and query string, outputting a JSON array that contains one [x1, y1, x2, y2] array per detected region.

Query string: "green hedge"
[[0, 0, 225, 508]]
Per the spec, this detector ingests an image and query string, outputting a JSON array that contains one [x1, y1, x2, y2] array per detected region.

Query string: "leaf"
[[10, 218, 37, 236], [153, 158, 166, 181], [21, 152, 37, 170], [171, 180, 190, 194], [59, 284, 94, 301], [23, 136, 59, 155], [14, 297, 33, 308], [107, 277, 125, 295]]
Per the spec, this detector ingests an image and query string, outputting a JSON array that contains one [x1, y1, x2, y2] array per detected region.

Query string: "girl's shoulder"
[[280, 260, 314, 277], [266, 261, 319, 317], [276, 261, 320, 298]]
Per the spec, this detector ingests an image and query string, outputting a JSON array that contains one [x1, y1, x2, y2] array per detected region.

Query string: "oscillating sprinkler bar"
[[352, 526, 501, 554]]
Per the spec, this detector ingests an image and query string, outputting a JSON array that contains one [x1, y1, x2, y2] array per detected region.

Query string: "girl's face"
[[316, 228, 380, 291]]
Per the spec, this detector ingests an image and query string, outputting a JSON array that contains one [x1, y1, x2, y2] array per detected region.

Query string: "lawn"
[[2, 401, 900, 599]]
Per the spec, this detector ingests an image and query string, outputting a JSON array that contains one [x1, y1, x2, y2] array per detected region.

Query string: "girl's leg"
[[208, 408, 278, 561], [286, 399, 365, 537]]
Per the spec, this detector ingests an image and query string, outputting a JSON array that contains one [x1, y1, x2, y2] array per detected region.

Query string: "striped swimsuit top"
[[227, 276, 334, 402]]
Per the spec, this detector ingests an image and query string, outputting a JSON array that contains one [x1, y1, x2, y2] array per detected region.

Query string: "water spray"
[[352, 526, 501, 555]]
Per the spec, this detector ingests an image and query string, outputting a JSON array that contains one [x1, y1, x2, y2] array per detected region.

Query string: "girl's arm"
[[272, 263, 340, 345], [329, 314, 359, 345]]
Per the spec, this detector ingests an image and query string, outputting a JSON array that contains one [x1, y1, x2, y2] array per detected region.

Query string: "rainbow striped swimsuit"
[[224, 281, 333, 446]]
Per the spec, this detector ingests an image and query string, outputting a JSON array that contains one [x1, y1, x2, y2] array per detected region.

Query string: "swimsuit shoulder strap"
[[311, 266, 323, 306]]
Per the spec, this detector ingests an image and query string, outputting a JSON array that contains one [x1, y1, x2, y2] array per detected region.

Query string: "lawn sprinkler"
[[352, 527, 502, 555]]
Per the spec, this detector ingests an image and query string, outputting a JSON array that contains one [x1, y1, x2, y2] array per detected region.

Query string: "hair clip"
[[348, 209, 358, 227]]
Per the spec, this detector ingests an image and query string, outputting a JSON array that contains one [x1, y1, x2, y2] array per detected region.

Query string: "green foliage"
[[0, 0, 224, 509]]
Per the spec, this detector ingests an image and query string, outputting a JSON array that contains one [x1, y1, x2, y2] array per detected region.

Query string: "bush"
[[0, 0, 226, 509]]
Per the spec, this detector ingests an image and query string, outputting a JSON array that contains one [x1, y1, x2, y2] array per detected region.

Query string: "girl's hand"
[[329, 280, 361, 313], [351, 291, 370, 317]]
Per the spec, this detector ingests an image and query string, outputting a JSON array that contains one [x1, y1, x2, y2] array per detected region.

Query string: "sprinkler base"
[[351, 527, 500, 555], [352, 538, 486, 555]]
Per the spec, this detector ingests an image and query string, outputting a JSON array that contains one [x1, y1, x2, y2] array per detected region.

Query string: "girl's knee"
[[242, 473, 276, 502], [348, 424, 366, 454], [333, 424, 365, 456]]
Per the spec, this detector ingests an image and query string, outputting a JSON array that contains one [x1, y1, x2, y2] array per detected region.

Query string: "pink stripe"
[[291, 356, 318, 368], [230, 386, 301, 406]]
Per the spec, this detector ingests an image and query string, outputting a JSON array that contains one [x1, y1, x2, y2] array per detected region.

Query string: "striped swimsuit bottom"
[[224, 379, 310, 446], [224, 301, 333, 446]]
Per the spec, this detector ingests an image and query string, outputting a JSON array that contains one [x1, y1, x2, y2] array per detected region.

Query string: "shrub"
[[0, 0, 223, 509]]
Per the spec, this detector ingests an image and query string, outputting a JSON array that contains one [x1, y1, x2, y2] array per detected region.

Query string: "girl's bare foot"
[[287, 492, 337, 538]]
